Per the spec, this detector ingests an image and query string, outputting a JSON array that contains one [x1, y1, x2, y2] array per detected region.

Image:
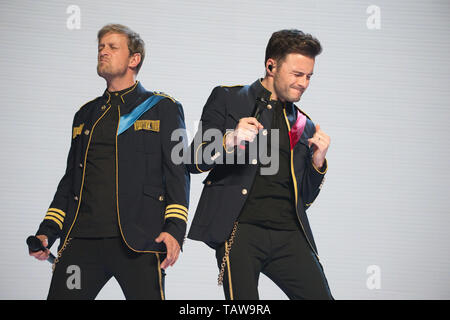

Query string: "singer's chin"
[[290, 96, 302, 103], [97, 67, 110, 79], [295, 92, 305, 102]]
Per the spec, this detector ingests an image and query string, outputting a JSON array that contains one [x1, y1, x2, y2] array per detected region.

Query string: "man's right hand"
[[28, 235, 50, 261], [225, 117, 264, 149]]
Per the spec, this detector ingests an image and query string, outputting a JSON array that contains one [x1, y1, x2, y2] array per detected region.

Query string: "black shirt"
[[71, 85, 137, 237], [238, 98, 304, 231]]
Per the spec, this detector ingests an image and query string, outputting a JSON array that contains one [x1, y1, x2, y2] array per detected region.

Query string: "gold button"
[[242, 188, 248, 195], [206, 181, 211, 185], [101, 105, 106, 110], [84, 129, 90, 135], [267, 104, 272, 110], [115, 93, 119, 96], [158, 196, 164, 201], [74, 196, 79, 201], [79, 163, 83, 168], [251, 159, 257, 165]]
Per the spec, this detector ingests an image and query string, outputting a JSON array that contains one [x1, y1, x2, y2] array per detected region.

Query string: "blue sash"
[[117, 95, 165, 135]]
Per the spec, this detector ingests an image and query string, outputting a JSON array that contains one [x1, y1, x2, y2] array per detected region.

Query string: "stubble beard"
[[97, 61, 127, 81]]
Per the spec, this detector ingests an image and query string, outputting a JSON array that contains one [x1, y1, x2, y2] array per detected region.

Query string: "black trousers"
[[47, 237, 166, 300], [215, 223, 333, 300]]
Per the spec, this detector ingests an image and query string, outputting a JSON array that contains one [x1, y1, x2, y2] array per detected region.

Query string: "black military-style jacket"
[[186, 79, 327, 257], [36, 81, 190, 254]]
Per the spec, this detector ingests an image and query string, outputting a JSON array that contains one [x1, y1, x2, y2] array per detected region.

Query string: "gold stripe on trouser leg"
[[225, 242, 234, 300], [156, 253, 165, 300]]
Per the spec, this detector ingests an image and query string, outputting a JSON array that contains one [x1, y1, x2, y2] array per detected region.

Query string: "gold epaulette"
[[153, 91, 177, 103], [78, 97, 101, 111], [220, 84, 244, 88]]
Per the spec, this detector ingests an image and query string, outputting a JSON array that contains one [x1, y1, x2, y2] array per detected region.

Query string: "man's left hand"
[[307, 124, 330, 169], [155, 232, 181, 269]]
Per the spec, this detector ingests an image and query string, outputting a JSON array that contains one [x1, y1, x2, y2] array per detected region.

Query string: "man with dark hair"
[[29, 24, 190, 300], [187, 29, 333, 300]]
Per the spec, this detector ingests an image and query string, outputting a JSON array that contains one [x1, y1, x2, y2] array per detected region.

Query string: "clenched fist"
[[308, 124, 330, 169], [225, 117, 264, 150]]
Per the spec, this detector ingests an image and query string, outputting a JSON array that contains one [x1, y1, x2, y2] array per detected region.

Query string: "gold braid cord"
[[218, 222, 239, 286], [52, 237, 72, 272]]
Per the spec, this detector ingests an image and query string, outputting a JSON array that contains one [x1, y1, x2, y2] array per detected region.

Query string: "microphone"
[[252, 96, 268, 120], [27, 235, 56, 264], [238, 97, 268, 150]]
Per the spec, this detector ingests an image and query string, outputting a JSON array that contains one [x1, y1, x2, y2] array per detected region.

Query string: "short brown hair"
[[97, 24, 146, 73], [265, 29, 322, 66]]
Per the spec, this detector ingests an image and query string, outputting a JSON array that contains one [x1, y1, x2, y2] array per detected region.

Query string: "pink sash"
[[288, 110, 307, 150]]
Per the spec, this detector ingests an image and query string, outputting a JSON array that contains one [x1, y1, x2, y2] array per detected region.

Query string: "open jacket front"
[[37, 82, 190, 255], [187, 79, 327, 257]]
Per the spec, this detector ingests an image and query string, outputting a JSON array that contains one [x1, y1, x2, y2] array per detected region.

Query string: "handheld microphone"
[[27, 235, 56, 264], [253, 97, 267, 120], [238, 97, 268, 150]]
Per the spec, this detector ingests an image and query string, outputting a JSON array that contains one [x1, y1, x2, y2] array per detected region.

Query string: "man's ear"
[[129, 53, 141, 70], [266, 58, 277, 74]]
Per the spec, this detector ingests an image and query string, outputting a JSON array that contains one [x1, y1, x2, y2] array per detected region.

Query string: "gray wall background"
[[1, 0, 449, 299]]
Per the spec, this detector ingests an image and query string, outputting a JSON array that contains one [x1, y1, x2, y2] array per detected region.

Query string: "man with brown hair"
[[29, 24, 189, 300], [187, 29, 333, 299]]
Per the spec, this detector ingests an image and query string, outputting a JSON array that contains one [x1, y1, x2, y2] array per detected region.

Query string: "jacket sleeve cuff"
[[312, 158, 328, 175], [36, 207, 66, 248], [163, 204, 188, 249], [36, 222, 60, 249], [223, 130, 235, 154], [163, 220, 186, 250]]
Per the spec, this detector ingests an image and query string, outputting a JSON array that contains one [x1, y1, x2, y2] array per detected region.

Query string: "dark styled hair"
[[265, 29, 322, 66], [97, 24, 146, 73]]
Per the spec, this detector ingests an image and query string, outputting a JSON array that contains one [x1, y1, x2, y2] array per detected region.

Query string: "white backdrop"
[[1, 0, 449, 299]]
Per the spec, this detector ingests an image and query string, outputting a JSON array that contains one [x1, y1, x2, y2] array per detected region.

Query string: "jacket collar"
[[251, 79, 297, 116], [102, 81, 143, 106], [250, 79, 273, 102], [251, 78, 312, 120]]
